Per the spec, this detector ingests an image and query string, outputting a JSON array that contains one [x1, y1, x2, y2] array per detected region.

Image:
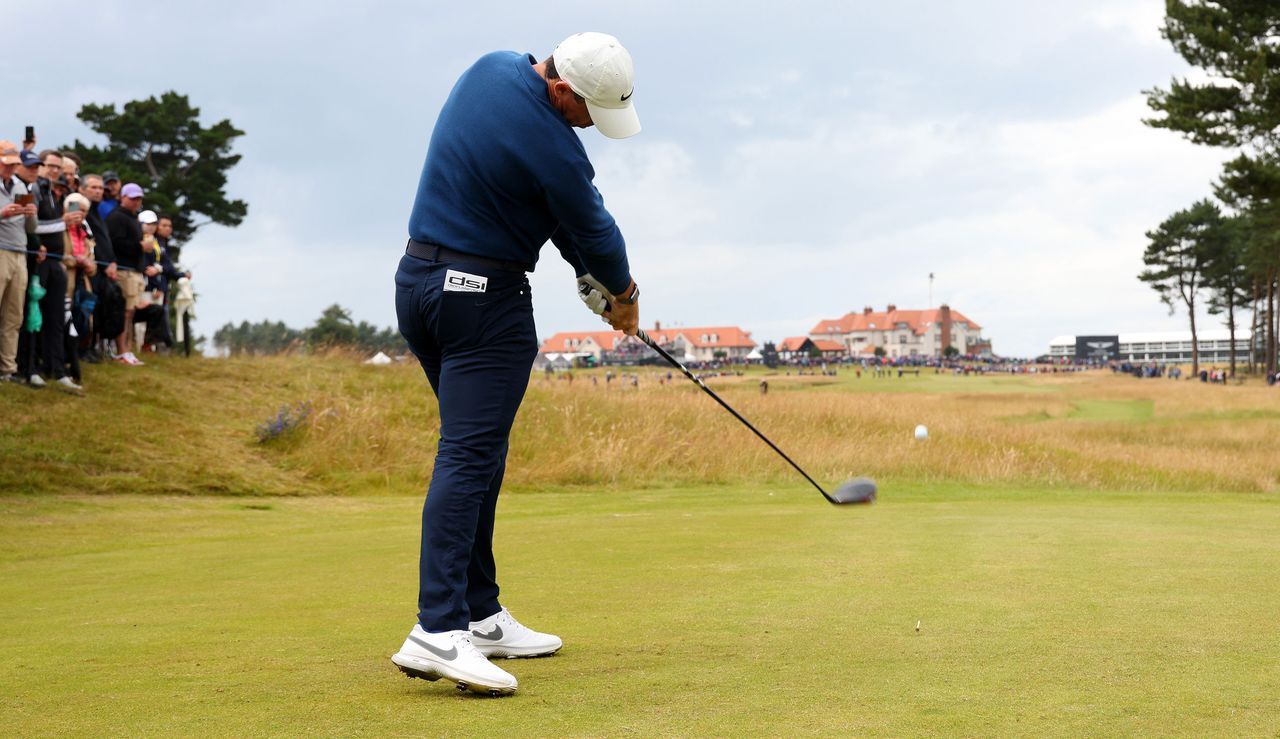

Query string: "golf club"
[[635, 328, 877, 505]]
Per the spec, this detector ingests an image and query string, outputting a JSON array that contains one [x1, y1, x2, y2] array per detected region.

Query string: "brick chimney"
[[863, 306, 873, 315], [940, 304, 953, 354], [886, 304, 897, 313], [654, 320, 661, 331]]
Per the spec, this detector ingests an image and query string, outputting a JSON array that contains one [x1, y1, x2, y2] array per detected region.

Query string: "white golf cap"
[[138, 209, 158, 224], [553, 32, 640, 139]]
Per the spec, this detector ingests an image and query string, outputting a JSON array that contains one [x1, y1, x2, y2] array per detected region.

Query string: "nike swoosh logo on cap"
[[471, 624, 503, 641], [621, 89, 633, 102], [409, 634, 458, 661]]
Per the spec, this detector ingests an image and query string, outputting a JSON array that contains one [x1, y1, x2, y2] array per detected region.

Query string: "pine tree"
[[1145, 1, 1280, 373], [1139, 200, 1227, 376], [62, 91, 247, 249]]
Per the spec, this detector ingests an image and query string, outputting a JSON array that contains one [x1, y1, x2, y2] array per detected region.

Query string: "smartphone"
[[15, 194, 32, 206], [24, 126, 34, 144], [67, 201, 81, 212]]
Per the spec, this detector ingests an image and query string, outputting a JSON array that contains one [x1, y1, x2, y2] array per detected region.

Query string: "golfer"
[[391, 32, 642, 695]]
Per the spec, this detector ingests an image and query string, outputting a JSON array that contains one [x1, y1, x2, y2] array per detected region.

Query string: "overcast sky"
[[15, 1, 1232, 357]]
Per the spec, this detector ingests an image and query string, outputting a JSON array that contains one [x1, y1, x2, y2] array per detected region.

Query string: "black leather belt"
[[406, 239, 531, 273]]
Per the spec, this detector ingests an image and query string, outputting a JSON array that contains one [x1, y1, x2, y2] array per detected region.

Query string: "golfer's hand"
[[604, 285, 639, 336], [577, 273, 609, 316]]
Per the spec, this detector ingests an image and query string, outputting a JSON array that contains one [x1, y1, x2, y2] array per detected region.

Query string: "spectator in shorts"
[[21, 150, 79, 389], [0, 141, 37, 384], [106, 182, 146, 363]]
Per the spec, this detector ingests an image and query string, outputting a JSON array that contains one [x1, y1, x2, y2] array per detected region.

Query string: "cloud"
[[11, 0, 1228, 358]]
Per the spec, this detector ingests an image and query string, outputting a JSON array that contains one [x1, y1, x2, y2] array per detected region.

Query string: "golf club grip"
[[635, 330, 835, 503]]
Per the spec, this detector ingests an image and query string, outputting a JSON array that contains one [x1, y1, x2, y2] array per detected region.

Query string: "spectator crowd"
[[0, 134, 192, 395]]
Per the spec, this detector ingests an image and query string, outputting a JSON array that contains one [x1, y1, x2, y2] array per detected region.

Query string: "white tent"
[[745, 348, 763, 360], [364, 351, 393, 365]]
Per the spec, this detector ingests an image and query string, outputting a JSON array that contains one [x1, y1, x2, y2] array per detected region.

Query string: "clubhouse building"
[[808, 304, 990, 359]]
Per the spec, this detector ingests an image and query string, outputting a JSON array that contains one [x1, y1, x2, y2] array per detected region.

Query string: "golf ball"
[[914, 424, 929, 441]]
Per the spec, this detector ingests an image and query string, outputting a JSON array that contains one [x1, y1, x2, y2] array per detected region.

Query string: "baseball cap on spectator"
[[138, 209, 158, 224], [0, 140, 18, 165], [19, 150, 41, 167], [103, 171, 120, 184], [552, 32, 640, 139], [121, 183, 144, 198]]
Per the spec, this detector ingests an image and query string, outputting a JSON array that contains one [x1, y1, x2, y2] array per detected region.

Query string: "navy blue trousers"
[[394, 253, 538, 632]]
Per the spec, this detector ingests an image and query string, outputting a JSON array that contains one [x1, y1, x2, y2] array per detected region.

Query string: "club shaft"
[[635, 330, 836, 504]]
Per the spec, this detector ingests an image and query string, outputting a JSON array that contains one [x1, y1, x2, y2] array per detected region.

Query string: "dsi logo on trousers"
[[443, 269, 488, 293]]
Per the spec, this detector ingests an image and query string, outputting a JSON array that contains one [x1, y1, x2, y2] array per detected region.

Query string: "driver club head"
[[829, 477, 877, 505]]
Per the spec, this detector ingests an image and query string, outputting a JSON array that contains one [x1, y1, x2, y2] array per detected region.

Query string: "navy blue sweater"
[[408, 51, 632, 294]]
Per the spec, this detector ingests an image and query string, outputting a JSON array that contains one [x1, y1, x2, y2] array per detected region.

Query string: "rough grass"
[[1, 354, 1277, 496], [2, 487, 1278, 736]]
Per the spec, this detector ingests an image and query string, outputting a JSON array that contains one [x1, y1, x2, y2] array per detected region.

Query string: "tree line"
[[212, 304, 406, 356], [1142, 1, 1280, 377]]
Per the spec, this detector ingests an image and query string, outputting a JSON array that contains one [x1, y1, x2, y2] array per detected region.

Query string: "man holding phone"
[[0, 141, 37, 383]]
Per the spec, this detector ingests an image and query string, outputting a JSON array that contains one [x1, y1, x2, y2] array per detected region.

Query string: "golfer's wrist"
[[614, 280, 639, 305]]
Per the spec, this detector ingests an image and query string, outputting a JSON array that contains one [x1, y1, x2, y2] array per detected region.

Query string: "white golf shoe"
[[468, 608, 563, 659], [391, 626, 518, 696]]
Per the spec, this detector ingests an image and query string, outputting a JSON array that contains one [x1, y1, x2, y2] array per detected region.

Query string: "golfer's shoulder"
[[464, 50, 527, 84]]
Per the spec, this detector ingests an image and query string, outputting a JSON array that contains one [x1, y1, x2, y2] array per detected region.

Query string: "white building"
[[1048, 330, 1253, 364]]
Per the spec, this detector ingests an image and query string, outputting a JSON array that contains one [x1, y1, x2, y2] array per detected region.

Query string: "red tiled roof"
[[812, 340, 844, 352], [778, 336, 810, 352], [538, 331, 624, 353], [808, 307, 981, 336], [540, 326, 756, 353], [655, 326, 755, 349]]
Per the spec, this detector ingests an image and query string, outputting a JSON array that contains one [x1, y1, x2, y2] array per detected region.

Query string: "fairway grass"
[[4, 487, 1279, 736]]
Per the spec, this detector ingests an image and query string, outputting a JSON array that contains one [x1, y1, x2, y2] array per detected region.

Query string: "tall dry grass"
[[2, 354, 1276, 495], [295, 363, 1280, 494]]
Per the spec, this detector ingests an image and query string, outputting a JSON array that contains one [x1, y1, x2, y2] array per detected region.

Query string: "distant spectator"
[[34, 150, 67, 250], [0, 141, 37, 384], [136, 209, 182, 349], [59, 153, 80, 193], [18, 149, 81, 390], [78, 174, 117, 362], [50, 174, 71, 209], [98, 171, 120, 220], [106, 183, 146, 363], [57, 192, 95, 389], [156, 213, 180, 264], [77, 175, 115, 265]]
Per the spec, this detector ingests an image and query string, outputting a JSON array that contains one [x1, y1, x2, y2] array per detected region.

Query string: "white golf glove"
[[577, 273, 611, 320]]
